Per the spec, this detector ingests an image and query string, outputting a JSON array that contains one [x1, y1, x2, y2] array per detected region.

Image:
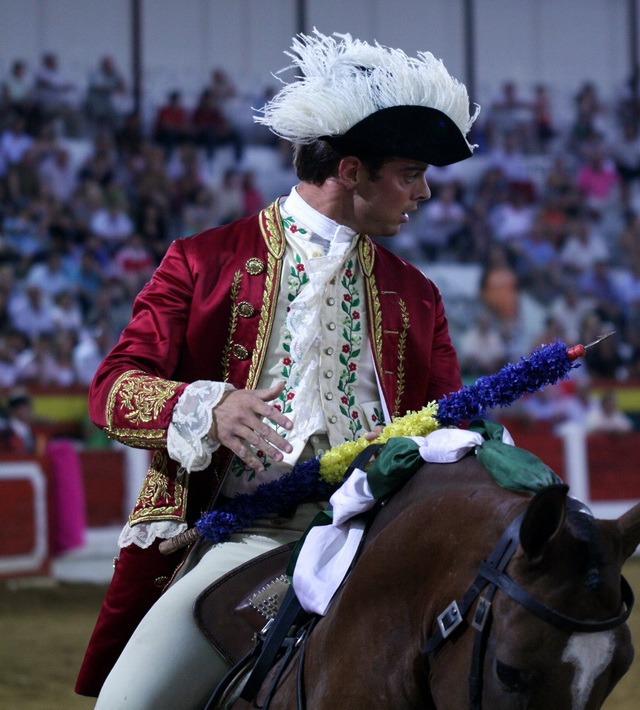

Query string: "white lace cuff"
[[118, 520, 187, 549], [167, 380, 235, 472]]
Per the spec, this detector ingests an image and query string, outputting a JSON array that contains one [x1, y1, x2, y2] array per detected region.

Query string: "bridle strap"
[[421, 513, 524, 659], [478, 562, 635, 633], [422, 501, 635, 710]]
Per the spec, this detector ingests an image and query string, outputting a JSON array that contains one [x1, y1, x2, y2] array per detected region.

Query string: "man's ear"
[[336, 156, 363, 188]]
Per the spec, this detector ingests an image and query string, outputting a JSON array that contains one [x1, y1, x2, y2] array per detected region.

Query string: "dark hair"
[[293, 140, 390, 184]]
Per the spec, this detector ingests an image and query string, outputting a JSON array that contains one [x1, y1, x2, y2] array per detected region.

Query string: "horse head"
[[253, 457, 640, 710], [433, 484, 640, 710]]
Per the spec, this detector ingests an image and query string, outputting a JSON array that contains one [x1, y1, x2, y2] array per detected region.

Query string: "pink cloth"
[[46, 439, 87, 554]]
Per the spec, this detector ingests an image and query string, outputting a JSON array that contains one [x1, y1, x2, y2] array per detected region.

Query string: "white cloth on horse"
[[292, 426, 515, 615]]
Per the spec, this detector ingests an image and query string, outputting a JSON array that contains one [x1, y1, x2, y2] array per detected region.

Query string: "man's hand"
[[209, 381, 293, 472]]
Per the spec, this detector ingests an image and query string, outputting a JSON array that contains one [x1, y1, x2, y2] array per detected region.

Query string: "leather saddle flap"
[[193, 542, 295, 665]]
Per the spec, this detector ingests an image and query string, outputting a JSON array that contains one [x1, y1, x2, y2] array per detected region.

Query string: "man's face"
[[352, 157, 431, 236]]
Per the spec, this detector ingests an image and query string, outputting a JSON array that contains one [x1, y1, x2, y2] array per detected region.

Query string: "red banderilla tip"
[[567, 331, 615, 361]]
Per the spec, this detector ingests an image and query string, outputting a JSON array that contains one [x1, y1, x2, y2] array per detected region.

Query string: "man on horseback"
[[76, 30, 478, 709]]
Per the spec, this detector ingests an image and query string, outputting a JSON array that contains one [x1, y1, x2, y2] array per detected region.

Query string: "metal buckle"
[[437, 600, 463, 638], [471, 596, 492, 632]]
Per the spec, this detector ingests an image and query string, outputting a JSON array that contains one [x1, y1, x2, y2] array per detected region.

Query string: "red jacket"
[[76, 200, 461, 696]]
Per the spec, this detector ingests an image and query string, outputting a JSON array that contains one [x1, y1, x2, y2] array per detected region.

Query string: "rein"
[[421, 499, 635, 710]]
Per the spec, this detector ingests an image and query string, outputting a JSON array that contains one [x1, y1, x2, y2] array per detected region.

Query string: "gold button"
[[328, 415, 337, 424], [232, 343, 251, 360], [327, 322, 336, 331], [311, 251, 323, 258], [237, 301, 255, 318], [325, 392, 333, 400], [245, 257, 265, 275], [326, 297, 336, 306], [154, 575, 170, 588], [324, 370, 333, 378], [325, 347, 334, 355]]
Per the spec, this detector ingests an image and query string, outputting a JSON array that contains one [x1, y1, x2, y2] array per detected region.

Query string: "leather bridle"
[[421, 500, 635, 710]]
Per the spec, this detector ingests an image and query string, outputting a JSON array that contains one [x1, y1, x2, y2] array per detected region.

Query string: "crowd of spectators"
[[0, 53, 639, 438]]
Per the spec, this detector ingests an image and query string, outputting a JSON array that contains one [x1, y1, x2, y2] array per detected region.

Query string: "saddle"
[[193, 541, 296, 666]]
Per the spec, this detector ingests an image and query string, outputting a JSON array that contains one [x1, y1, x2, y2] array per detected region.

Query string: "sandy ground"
[[1, 559, 640, 709]]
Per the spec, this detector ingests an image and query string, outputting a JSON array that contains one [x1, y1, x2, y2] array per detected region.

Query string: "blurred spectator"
[[241, 170, 265, 216], [33, 52, 82, 136], [5, 388, 37, 452], [51, 289, 84, 334], [89, 194, 134, 246], [558, 215, 609, 276], [458, 309, 508, 376], [0, 114, 34, 177], [487, 133, 536, 200], [153, 90, 192, 156], [182, 185, 218, 236], [192, 87, 244, 163], [577, 259, 625, 330], [85, 55, 127, 130], [611, 122, 640, 210], [489, 183, 536, 246], [532, 84, 556, 153], [38, 147, 78, 201], [14, 332, 60, 385], [1, 59, 33, 119], [480, 244, 520, 323], [214, 168, 244, 224], [548, 285, 595, 344], [8, 284, 56, 339], [72, 321, 114, 385], [412, 183, 469, 261], [484, 81, 532, 150], [575, 142, 621, 215], [111, 233, 156, 290], [581, 315, 626, 379], [25, 250, 76, 299], [585, 389, 634, 434], [569, 82, 609, 152]]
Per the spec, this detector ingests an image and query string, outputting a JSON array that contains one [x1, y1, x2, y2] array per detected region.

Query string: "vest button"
[[324, 370, 333, 378], [328, 415, 337, 424], [237, 301, 256, 318], [232, 344, 251, 360], [327, 322, 336, 331], [326, 297, 336, 306], [245, 257, 265, 275], [325, 392, 333, 400], [325, 347, 334, 355]]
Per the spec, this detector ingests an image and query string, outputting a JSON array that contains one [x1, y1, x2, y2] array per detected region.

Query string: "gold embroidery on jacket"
[[394, 298, 410, 418], [222, 270, 242, 381], [118, 374, 182, 425], [129, 451, 187, 524], [104, 369, 181, 445], [247, 204, 284, 387], [358, 236, 375, 277]]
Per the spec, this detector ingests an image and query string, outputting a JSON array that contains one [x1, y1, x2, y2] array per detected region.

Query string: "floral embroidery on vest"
[[337, 259, 364, 438]]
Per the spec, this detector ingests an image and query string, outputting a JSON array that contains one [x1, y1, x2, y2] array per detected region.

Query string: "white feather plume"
[[255, 30, 479, 148]]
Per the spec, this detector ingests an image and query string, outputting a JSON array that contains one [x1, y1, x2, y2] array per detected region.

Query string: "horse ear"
[[616, 500, 640, 560], [519, 484, 569, 561]]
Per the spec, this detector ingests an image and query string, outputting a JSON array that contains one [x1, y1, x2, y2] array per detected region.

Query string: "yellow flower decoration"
[[319, 401, 440, 484]]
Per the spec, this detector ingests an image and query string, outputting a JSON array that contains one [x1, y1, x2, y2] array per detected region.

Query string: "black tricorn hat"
[[255, 31, 478, 168], [322, 105, 473, 167]]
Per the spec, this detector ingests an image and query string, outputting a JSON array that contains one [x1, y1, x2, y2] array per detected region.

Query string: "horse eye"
[[496, 660, 532, 693]]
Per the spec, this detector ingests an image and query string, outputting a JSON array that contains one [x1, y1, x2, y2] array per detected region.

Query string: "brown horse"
[[229, 452, 640, 710]]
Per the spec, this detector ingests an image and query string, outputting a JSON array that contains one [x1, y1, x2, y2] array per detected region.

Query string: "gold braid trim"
[[222, 270, 243, 382], [393, 298, 410, 418], [104, 369, 183, 446], [129, 451, 188, 525], [247, 204, 284, 387]]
